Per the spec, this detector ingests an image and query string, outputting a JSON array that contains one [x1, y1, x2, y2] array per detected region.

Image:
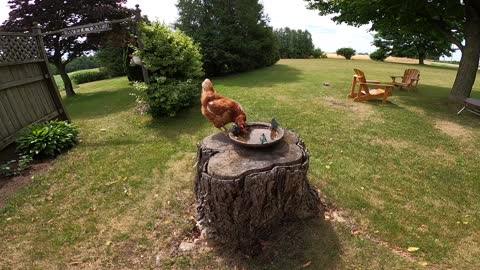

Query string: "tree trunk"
[[450, 3, 480, 99], [194, 131, 323, 249], [418, 50, 426, 65], [57, 64, 76, 96], [418, 55, 425, 65]]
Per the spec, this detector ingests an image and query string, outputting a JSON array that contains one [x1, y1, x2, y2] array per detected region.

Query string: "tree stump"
[[194, 130, 323, 248]]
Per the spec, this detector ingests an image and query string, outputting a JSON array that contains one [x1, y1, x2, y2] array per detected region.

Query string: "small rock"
[[155, 255, 162, 266], [100, 129, 107, 132], [323, 82, 330, 86], [332, 211, 346, 223], [178, 241, 195, 252]]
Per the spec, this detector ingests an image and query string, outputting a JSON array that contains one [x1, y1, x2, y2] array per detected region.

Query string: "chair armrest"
[[366, 80, 381, 83], [390, 76, 403, 78]]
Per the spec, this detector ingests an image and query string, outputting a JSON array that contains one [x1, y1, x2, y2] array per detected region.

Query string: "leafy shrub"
[[370, 49, 388, 61], [0, 155, 33, 177], [336, 47, 356, 60], [16, 121, 79, 158], [131, 22, 203, 117], [135, 22, 204, 79], [132, 77, 200, 117], [70, 70, 110, 84], [312, 48, 327, 59]]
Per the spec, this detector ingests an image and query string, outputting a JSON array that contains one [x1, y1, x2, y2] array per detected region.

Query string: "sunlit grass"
[[0, 59, 479, 269]]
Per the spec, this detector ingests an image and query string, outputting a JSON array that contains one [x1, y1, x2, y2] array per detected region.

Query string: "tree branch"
[[415, 7, 465, 51]]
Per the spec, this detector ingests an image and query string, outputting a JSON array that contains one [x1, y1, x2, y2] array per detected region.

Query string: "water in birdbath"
[[228, 122, 284, 148]]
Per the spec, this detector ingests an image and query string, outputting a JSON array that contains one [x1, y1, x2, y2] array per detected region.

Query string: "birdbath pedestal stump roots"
[[194, 130, 323, 248]]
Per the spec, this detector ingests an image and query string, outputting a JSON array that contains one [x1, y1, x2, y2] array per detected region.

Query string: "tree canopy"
[[305, 0, 480, 99], [274, 28, 315, 59], [373, 31, 454, 65], [336, 47, 356, 60], [1, 0, 132, 96], [176, 0, 279, 76]]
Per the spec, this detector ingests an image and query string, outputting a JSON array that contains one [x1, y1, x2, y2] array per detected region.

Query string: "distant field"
[[326, 53, 433, 65]]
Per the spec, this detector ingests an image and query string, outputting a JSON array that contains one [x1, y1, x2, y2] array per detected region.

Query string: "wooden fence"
[[0, 29, 68, 151]]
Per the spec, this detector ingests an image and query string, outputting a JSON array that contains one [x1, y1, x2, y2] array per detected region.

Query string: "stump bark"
[[194, 130, 323, 248]]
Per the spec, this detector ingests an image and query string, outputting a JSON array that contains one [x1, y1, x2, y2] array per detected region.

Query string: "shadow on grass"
[[217, 218, 341, 270], [144, 105, 207, 139], [217, 64, 304, 88], [64, 87, 134, 120], [383, 84, 480, 130]]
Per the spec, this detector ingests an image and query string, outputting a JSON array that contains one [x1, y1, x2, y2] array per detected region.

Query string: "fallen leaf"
[[106, 241, 112, 246], [105, 181, 118, 186], [407, 247, 419, 252], [463, 221, 469, 225], [302, 261, 311, 268], [325, 165, 331, 169], [351, 229, 361, 236], [419, 261, 428, 267]]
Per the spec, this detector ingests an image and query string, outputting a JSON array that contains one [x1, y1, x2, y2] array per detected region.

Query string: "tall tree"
[[373, 31, 455, 65], [1, 0, 132, 96], [176, 0, 279, 76], [274, 28, 315, 59], [305, 0, 480, 99]]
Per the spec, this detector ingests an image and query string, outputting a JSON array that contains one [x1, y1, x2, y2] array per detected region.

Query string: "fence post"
[[32, 22, 70, 121], [134, 4, 150, 85]]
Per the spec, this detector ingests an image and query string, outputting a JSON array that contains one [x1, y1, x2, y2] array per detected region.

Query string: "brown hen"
[[201, 79, 247, 133]]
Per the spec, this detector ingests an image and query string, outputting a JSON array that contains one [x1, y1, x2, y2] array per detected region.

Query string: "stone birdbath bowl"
[[228, 122, 284, 148]]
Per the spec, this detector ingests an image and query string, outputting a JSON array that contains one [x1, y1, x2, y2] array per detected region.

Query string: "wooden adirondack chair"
[[348, 69, 393, 104], [390, 69, 420, 92]]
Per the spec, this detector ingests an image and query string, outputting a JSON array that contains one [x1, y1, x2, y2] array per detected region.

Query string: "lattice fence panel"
[[0, 34, 40, 63]]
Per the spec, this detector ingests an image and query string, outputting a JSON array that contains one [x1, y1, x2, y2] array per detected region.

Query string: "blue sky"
[[0, 0, 461, 60]]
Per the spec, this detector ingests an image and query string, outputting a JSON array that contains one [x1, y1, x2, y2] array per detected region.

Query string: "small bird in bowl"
[[201, 79, 248, 134]]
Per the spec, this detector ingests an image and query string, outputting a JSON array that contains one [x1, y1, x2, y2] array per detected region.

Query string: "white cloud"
[[0, 0, 8, 23]]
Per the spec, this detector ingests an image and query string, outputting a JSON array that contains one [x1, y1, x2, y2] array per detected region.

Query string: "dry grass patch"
[[371, 138, 412, 149], [434, 119, 472, 138]]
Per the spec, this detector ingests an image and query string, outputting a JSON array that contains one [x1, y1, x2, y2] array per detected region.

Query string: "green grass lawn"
[[1, 59, 479, 269]]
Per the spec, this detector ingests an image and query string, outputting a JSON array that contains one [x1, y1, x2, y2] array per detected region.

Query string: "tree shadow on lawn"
[[394, 84, 480, 128], [215, 218, 341, 270], [64, 87, 135, 120], [144, 105, 208, 140], [216, 64, 304, 88]]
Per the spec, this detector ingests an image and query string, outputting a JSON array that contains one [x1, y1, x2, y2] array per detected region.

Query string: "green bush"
[[336, 47, 356, 60], [135, 22, 204, 79], [16, 121, 79, 158], [70, 70, 110, 84], [312, 48, 327, 59], [0, 155, 33, 177], [132, 77, 200, 117], [131, 22, 203, 117], [370, 49, 388, 61]]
